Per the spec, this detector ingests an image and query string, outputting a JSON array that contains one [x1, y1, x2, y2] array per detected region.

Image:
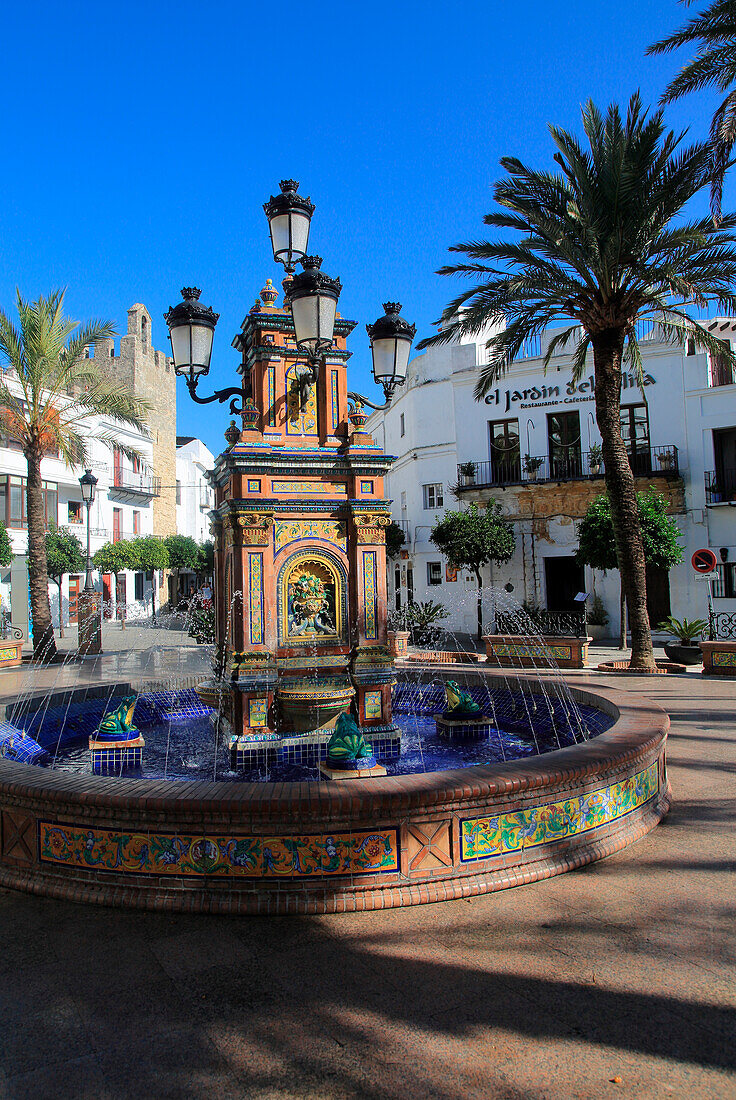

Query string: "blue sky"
[[0, 0, 723, 454]]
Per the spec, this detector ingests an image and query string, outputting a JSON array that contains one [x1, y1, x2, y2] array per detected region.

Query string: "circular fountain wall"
[[0, 670, 669, 914]]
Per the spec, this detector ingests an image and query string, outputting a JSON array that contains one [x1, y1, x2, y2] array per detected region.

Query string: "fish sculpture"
[[326, 712, 373, 762], [96, 695, 138, 741], [444, 680, 481, 715]]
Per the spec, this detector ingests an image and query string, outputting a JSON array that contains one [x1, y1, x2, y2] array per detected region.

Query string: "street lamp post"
[[79, 469, 98, 592]]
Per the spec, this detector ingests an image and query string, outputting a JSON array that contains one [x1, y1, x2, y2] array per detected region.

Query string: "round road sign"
[[691, 548, 718, 574]]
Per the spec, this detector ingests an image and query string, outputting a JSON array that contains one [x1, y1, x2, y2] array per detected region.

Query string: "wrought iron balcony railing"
[[705, 469, 736, 504], [495, 609, 588, 638], [456, 445, 679, 491], [110, 468, 161, 497]]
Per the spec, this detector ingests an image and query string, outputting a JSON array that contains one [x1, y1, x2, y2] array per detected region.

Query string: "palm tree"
[[416, 94, 736, 670], [648, 0, 736, 221], [0, 289, 150, 660]]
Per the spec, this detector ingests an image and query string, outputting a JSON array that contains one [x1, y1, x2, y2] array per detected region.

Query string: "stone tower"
[[96, 305, 177, 542]]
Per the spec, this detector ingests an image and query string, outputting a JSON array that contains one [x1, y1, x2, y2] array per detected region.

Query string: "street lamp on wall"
[[79, 469, 97, 592], [366, 302, 416, 404]]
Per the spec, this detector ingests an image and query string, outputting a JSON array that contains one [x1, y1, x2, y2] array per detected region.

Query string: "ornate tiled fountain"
[[207, 277, 401, 771]]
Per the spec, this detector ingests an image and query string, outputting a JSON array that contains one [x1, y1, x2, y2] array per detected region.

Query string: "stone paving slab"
[[0, 669, 733, 1097]]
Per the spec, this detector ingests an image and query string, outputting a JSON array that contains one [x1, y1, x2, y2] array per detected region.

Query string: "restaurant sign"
[[484, 372, 656, 414]]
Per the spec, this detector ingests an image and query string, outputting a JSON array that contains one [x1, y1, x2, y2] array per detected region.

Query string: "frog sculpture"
[[96, 695, 139, 741], [326, 712, 374, 766], [444, 680, 481, 716]]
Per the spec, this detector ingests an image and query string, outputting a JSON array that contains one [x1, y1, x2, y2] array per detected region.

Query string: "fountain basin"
[[276, 676, 355, 732], [0, 673, 669, 914]]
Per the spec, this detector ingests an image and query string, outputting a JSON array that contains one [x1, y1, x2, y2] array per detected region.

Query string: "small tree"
[[45, 528, 85, 637], [576, 491, 683, 646], [431, 502, 515, 643], [93, 539, 137, 629], [164, 534, 201, 607], [129, 536, 169, 622], [0, 521, 11, 569], [197, 540, 214, 578], [385, 521, 406, 559]]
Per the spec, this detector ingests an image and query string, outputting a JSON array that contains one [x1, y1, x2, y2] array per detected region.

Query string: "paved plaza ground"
[[0, 640, 734, 1099]]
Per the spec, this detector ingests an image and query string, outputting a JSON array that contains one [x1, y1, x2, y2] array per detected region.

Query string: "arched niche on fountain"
[[276, 549, 348, 646]]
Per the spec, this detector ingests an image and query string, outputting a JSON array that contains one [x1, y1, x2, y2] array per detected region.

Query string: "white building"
[[176, 436, 215, 545], [0, 379, 161, 631], [367, 321, 736, 639]]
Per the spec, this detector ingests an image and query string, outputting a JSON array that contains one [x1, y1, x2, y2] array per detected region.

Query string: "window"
[[547, 411, 582, 478], [712, 563, 736, 599], [489, 419, 521, 484], [422, 483, 443, 509], [176, 480, 181, 505], [112, 508, 122, 543], [407, 565, 414, 604], [134, 572, 144, 601], [685, 338, 696, 356], [400, 413, 405, 437], [141, 315, 148, 352], [394, 565, 401, 611], [68, 501, 83, 524], [427, 562, 442, 586], [620, 404, 651, 476], [711, 339, 734, 387], [0, 476, 57, 529], [133, 510, 140, 535]]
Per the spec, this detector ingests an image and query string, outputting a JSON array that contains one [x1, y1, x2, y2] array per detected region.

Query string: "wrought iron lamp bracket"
[[185, 377, 244, 417]]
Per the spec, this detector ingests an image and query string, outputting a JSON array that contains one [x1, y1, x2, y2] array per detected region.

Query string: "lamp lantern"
[[263, 180, 315, 273], [164, 288, 220, 386], [367, 302, 416, 402], [289, 256, 342, 362], [79, 469, 98, 505]]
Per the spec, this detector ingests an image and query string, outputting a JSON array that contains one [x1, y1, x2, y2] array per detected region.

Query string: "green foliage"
[[385, 521, 406, 559], [128, 536, 169, 573], [648, 0, 736, 219], [197, 540, 214, 575], [45, 528, 85, 581], [657, 616, 708, 643], [187, 604, 216, 645], [388, 601, 449, 646], [164, 534, 200, 571], [93, 539, 137, 575], [430, 502, 515, 577], [587, 594, 609, 627], [0, 521, 11, 568], [576, 491, 684, 572]]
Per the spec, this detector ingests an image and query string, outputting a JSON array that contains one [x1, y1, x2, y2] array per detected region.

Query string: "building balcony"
[[108, 468, 161, 500], [705, 469, 736, 504], [456, 445, 680, 492]]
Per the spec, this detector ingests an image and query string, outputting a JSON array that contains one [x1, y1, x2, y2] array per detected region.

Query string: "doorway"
[[645, 564, 671, 627], [68, 576, 81, 623], [544, 557, 585, 612], [102, 574, 113, 619]]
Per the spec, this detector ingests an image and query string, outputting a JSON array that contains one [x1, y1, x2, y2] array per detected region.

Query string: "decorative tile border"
[[713, 651, 736, 668], [249, 554, 264, 645], [491, 643, 573, 660], [39, 822, 399, 879], [274, 519, 347, 555], [331, 370, 339, 431], [271, 481, 344, 495], [460, 760, 658, 863], [363, 551, 377, 641], [364, 689, 382, 719]]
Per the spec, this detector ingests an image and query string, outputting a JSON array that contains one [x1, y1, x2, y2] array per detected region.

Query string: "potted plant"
[[387, 607, 411, 658], [657, 616, 707, 665], [523, 454, 544, 482], [588, 442, 603, 476], [586, 594, 609, 640], [458, 461, 477, 484], [657, 449, 675, 472]]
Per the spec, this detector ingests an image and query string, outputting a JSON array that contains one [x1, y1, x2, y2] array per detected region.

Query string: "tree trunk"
[[56, 579, 64, 638], [474, 568, 483, 645], [592, 330, 655, 670], [150, 570, 156, 623], [619, 578, 626, 650], [24, 445, 56, 661]]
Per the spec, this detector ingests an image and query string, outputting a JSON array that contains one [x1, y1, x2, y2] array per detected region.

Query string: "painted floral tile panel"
[[39, 824, 399, 878], [460, 760, 658, 863]]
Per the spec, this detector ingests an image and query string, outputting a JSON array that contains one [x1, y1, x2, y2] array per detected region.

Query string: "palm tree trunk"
[[24, 445, 57, 661], [150, 570, 156, 623], [592, 330, 655, 670], [474, 568, 483, 645]]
